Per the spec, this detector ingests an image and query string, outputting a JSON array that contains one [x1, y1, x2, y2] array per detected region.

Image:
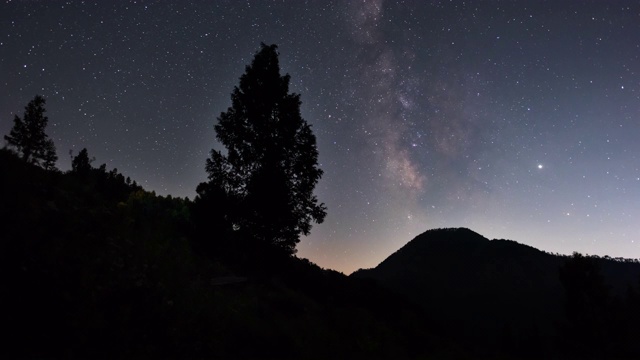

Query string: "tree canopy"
[[198, 43, 326, 255], [4, 95, 58, 169], [71, 148, 94, 176]]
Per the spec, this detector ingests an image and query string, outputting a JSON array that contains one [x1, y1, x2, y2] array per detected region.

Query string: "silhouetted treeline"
[[0, 149, 456, 359]]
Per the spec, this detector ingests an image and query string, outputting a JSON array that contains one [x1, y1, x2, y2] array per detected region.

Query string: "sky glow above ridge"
[[2, 0, 640, 273]]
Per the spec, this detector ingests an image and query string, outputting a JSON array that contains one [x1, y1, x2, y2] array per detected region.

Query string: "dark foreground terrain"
[[3, 148, 640, 359], [0, 149, 452, 359]]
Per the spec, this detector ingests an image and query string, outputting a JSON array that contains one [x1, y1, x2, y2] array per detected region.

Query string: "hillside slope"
[[0, 149, 454, 359], [353, 227, 640, 358]]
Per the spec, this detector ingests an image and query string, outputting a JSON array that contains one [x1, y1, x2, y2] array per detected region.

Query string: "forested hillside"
[[0, 148, 453, 359]]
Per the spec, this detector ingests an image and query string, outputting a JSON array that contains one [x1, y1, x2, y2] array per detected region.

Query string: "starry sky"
[[2, 0, 640, 274]]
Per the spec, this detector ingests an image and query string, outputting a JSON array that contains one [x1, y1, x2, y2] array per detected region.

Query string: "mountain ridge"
[[353, 227, 640, 293], [352, 227, 640, 358]]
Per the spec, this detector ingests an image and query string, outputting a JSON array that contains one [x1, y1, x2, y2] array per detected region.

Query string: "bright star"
[[537, 164, 544, 169]]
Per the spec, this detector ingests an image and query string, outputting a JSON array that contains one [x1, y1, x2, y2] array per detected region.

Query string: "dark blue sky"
[[2, 0, 640, 273]]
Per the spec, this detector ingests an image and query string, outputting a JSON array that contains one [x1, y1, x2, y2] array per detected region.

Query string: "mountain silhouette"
[[352, 227, 640, 358]]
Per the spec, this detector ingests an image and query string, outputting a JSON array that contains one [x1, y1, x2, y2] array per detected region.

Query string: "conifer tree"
[[71, 148, 94, 176], [4, 95, 58, 169], [199, 43, 326, 255]]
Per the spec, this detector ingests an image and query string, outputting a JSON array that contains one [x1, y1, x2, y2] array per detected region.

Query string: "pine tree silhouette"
[[197, 43, 326, 255]]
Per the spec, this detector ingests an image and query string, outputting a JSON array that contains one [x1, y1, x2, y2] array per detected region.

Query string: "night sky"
[[2, 1, 640, 274]]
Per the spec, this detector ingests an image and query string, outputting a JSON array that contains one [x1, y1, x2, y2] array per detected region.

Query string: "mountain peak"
[[412, 227, 488, 244]]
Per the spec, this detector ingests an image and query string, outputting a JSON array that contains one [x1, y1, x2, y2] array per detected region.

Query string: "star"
[[2, 0, 640, 274]]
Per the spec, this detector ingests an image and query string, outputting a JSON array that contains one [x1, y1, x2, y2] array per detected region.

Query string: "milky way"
[[2, 1, 640, 273]]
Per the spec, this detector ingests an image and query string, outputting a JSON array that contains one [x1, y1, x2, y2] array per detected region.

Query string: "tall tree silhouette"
[[4, 95, 58, 169], [198, 43, 326, 255]]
